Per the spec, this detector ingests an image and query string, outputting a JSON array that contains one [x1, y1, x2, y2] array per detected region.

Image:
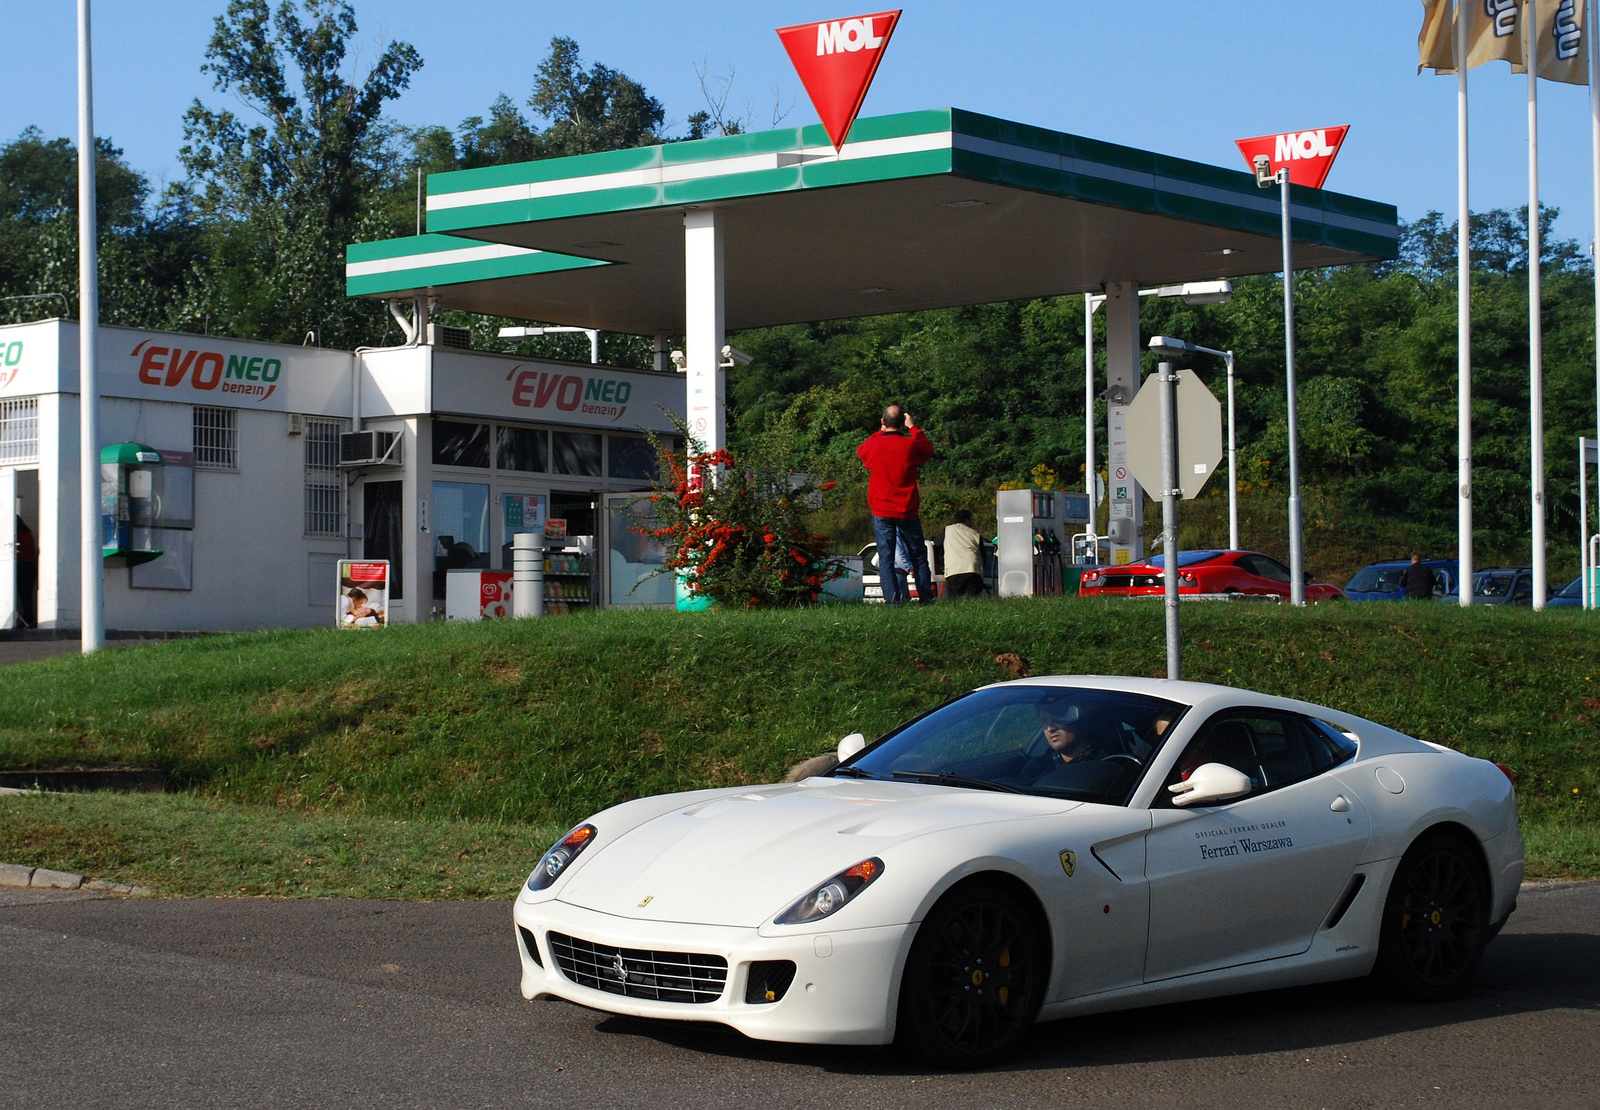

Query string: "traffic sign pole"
[[1158, 361, 1181, 681]]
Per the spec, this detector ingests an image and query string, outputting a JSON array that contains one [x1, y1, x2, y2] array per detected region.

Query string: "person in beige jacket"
[[941, 509, 984, 598]]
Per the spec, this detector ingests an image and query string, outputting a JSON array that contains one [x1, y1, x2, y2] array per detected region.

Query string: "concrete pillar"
[[512, 531, 545, 618], [683, 209, 726, 456], [1103, 282, 1144, 564]]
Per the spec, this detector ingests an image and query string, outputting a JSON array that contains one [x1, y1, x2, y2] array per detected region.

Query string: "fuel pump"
[[100, 442, 165, 566], [996, 489, 1094, 597]]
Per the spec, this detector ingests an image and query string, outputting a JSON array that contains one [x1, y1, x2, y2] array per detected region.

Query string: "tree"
[[178, 0, 421, 347], [528, 37, 666, 158]]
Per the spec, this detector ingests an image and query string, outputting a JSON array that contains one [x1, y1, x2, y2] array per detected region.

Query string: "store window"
[[193, 406, 237, 470], [496, 425, 547, 472], [608, 434, 657, 482], [433, 419, 490, 468], [552, 431, 602, 477], [432, 480, 489, 599], [0, 397, 39, 464], [304, 417, 346, 537]]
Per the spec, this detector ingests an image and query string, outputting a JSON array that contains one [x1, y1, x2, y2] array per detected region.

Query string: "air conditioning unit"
[[339, 430, 400, 467], [427, 323, 472, 349]]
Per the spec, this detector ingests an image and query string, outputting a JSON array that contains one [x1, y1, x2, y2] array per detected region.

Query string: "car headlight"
[[774, 858, 884, 925], [526, 823, 597, 891]]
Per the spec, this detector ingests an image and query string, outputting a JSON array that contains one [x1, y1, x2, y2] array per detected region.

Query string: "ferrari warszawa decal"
[[1195, 819, 1293, 860]]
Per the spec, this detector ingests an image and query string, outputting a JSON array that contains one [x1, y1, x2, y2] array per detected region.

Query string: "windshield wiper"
[[830, 765, 877, 778], [890, 770, 1023, 794]]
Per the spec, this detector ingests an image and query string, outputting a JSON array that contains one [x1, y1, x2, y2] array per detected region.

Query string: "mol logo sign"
[[1233, 126, 1350, 189], [506, 366, 633, 422], [777, 10, 901, 149], [130, 339, 283, 402]]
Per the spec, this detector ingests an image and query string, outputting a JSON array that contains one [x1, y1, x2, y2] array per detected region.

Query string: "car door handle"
[[1329, 795, 1352, 813]]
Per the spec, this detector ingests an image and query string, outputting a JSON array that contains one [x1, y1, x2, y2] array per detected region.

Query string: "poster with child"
[[337, 560, 389, 628]]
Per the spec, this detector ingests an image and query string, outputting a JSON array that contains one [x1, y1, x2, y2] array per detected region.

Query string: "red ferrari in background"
[[1078, 550, 1346, 602]]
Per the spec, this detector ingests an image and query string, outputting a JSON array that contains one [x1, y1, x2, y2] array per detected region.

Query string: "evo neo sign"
[[507, 366, 632, 421], [131, 339, 282, 401], [0, 340, 22, 390]]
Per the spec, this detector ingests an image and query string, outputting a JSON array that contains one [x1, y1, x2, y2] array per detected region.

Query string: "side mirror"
[[836, 732, 867, 762], [1168, 762, 1253, 807]]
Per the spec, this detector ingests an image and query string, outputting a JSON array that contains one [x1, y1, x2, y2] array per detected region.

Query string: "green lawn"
[[1, 598, 1594, 894]]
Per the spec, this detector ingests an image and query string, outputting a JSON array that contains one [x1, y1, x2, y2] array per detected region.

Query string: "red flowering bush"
[[637, 415, 846, 608]]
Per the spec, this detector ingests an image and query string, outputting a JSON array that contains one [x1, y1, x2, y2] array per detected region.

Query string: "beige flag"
[[1531, 0, 1588, 84], [1418, 0, 1458, 73], [1467, 0, 1525, 68]]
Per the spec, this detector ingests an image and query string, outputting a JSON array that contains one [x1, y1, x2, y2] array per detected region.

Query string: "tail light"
[[1495, 763, 1516, 786], [1083, 571, 1102, 586], [1179, 572, 1197, 586]]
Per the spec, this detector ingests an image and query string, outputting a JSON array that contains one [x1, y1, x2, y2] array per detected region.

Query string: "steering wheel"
[[1102, 753, 1143, 769]]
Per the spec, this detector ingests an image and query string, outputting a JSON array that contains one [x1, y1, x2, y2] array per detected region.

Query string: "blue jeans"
[[874, 515, 932, 604]]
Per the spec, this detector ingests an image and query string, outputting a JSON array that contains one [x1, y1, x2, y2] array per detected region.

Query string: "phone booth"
[[101, 442, 165, 566]]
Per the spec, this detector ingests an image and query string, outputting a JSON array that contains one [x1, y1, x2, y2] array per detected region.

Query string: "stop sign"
[[1124, 369, 1223, 500]]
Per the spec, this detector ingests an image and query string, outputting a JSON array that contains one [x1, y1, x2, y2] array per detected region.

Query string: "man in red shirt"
[[857, 404, 934, 604]]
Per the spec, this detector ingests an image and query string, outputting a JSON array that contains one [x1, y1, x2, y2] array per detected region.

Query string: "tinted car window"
[[1240, 555, 1292, 583], [1348, 566, 1404, 592], [841, 686, 1187, 806], [1157, 710, 1341, 806]]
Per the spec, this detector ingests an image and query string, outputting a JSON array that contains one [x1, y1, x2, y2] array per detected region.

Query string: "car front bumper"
[[512, 894, 912, 1045]]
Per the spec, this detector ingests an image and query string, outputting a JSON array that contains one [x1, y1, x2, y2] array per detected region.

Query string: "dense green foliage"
[[1, 0, 1596, 571], [0, 602, 1593, 892]]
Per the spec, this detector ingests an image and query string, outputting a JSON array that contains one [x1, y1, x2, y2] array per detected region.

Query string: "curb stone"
[[0, 862, 35, 887], [1, 862, 147, 894]]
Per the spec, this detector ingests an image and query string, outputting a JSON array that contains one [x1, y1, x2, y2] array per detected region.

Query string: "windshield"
[[1475, 572, 1515, 597], [838, 685, 1188, 806], [1557, 577, 1583, 599], [1347, 565, 1403, 592], [1146, 551, 1224, 570]]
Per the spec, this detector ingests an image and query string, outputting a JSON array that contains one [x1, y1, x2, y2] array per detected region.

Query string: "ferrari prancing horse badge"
[[1059, 850, 1076, 877]]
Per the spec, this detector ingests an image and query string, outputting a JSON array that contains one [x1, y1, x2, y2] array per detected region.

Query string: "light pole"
[[1082, 280, 1232, 558], [1253, 156, 1305, 606], [498, 325, 601, 364]]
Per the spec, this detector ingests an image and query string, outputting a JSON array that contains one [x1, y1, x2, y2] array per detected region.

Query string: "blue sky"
[[5, 1, 1598, 249]]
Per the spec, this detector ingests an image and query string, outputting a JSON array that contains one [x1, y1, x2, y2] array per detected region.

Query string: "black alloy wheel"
[[1372, 830, 1489, 1001], [897, 882, 1045, 1068]]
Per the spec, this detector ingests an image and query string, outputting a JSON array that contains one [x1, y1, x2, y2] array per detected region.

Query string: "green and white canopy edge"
[[346, 107, 1396, 455]]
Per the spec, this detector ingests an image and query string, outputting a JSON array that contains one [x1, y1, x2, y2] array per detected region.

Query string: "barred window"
[[0, 397, 39, 464], [304, 417, 347, 537], [192, 406, 237, 470]]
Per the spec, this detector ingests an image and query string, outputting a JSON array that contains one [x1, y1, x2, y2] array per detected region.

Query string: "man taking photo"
[[857, 404, 934, 604]]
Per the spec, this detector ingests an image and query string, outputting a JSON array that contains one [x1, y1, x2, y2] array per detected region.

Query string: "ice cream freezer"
[[444, 539, 595, 620]]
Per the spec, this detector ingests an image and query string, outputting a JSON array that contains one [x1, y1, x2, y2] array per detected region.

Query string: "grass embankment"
[[0, 599, 1594, 896]]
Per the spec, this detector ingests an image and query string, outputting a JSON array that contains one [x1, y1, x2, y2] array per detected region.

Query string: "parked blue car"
[[1548, 576, 1585, 609], [1344, 558, 1458, 601]]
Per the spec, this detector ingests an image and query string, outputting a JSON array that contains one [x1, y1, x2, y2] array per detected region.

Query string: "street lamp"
[[498, 325, 601, 364], [1083, 281, 1232, 560], [1142, 336, 1239, 553]]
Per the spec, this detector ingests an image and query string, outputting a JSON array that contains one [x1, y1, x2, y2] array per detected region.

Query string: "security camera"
[[720, 344, 753, 368], [669, 349, 686, 371], [1253, 155, 1274, 189]]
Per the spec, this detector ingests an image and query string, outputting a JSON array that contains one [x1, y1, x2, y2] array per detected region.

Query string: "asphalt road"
[[2, 883, 1596, 1110]]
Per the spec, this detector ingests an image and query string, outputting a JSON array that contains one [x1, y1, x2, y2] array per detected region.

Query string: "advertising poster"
[[479, 571, 514, 619], [545, 517, 568, 542], [337, 560, 389, 628]]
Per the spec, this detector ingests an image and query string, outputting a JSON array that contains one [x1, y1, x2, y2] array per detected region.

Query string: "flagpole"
[[77, 0, 103, 653], [1458, 0, 1474, 607], [1528, 0, 1547, 610], [1589, 0, 1600, 609]]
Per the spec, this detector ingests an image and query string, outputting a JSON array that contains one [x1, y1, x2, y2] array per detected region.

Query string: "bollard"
[[512, 531, 545, 618]]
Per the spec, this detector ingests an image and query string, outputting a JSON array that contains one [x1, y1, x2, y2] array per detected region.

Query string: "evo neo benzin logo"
[[0, 340, 22, 390], [507, 366, 631, 421], [131, 339, 280, 401]]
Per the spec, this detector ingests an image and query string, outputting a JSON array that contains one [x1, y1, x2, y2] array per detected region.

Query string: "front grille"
[[547, 931, 728, 1004], [744, 960, 797, 1004]]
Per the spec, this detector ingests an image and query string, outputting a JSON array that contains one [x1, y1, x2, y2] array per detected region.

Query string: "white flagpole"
[[1084, 293, 1096, 557], [77, 0, 103, 653], [1458, 0, 1474, 607], [1528, 0, 1548, 610], [1589, 0, 1599, 608]]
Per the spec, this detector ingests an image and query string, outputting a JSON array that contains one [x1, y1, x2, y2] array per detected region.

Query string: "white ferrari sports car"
[[513, 677, 1522, 1067]]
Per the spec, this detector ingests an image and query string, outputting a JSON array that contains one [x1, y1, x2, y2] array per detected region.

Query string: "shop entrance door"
[[0, 469, 14, 628]]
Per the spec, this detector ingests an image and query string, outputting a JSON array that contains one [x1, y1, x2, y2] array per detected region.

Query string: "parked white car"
[[512, 677, 1522, 1068]]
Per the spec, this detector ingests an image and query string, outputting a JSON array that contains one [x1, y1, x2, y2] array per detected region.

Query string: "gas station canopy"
[[346, 108, 1397, 333]]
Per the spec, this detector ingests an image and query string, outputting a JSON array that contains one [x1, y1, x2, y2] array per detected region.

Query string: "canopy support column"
[[1104, 282, 1144, 564], [684, 210, 726, 458]]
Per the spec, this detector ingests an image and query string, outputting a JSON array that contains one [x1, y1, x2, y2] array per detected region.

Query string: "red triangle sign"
[[777, 11, 901, 150], [1233, 126, 1350, 189]]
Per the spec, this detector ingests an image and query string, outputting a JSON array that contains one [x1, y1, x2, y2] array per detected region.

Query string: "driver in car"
[[1038, 703, 1108, 764]]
